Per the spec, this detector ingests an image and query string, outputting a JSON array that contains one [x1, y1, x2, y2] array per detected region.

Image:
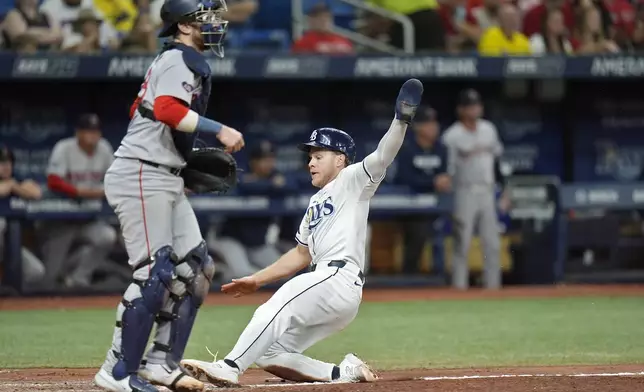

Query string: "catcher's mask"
[[197, 0, 229, 57], [159, 0, 229, 57]]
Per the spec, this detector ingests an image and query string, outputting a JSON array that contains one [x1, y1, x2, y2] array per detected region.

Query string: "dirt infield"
[[1, 365, 643, 392], [3, 284, 644, 311], [2, 284, 644, 391]]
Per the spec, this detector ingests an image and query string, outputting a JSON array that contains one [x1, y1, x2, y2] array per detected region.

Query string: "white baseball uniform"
[[40, 137, 117, 287], [218, 119, 409, 381]]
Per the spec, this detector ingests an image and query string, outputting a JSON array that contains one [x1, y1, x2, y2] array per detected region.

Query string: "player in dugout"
[[39, 113, 118, 289]]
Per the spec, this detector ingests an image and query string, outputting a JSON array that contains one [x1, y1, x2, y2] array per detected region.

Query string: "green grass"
[[1, 296, 643, 369]]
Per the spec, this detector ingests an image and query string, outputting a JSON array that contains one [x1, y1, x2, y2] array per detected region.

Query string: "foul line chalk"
[[420, 372, 644, 381]]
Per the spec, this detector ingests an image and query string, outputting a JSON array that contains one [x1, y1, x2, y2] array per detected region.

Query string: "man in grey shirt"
[[442, 89, 503, 290]]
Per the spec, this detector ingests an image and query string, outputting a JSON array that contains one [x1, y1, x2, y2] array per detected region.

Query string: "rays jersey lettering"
[[307, 196, 335, 230], [294, 161, 385, 272]]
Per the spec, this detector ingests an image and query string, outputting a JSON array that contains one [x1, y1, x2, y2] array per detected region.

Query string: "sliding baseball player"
[[181, 78, 424, 386]]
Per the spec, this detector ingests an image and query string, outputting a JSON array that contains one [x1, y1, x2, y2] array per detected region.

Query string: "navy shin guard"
[[113, 246, 176, 380], [151, 241, 215, 368]]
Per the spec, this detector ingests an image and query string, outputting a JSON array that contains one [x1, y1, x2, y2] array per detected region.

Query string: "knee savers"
[[160, 241, 215, 366], [175, 241, 215, 307], [114, 246, 177, 378]]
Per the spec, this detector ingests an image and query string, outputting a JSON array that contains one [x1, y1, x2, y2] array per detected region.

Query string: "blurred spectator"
[[12, 34, 41, 53], [40, 0, 119, 52], [478, 4, 531, 55], [0, 145, 45, 285], [602, 0, 634, 47], [439, 0, 483, 52], [394, 107, 450, 275], [364, 0, 446, 51], [292, 2, 353, 54], [119, 11, 157, 53], [570, 0, 613, 37], [462, 0, 503, 43], [1, 0, 63, 51], [38, 113, 117, 289], [62, 8, 109, 54], [572, 6, 620, 53], [208, 141, 296, 281], [220, 0, 258, 26], [530, 8, 574, 54], [93, 0, 138, 36], [149, 0, 168, 30], [523, 0, 575, 37], [631, 3, 644, 50]]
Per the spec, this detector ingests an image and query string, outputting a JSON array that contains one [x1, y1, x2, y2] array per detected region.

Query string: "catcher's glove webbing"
[[181, 147, 238, 194]]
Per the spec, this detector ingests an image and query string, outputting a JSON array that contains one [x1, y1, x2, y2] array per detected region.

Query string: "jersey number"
[[137, 67, 153, 99], [137, 55, 163, 99]]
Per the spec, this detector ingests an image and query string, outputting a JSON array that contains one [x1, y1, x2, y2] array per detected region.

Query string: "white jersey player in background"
[[94, 1, 243, 392], [181, 78, 424, 387]]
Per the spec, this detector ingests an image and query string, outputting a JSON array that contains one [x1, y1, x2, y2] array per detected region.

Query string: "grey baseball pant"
[[452, 185, 501, 290]]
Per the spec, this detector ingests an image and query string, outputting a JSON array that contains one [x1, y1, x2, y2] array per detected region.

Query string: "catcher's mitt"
[[181, 147, 238, 194]]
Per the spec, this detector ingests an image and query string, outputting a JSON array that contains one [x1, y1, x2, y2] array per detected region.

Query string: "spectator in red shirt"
[[523, 0, 575, 36], [291, 3, 353, 54], [439, 0, 478, 51], [603, 0, 635, 46], [631, 3, 644, 49]]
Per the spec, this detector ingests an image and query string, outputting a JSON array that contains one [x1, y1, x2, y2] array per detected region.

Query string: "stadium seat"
[[300, 0, 356, 30], [226, 28, 289, 52], [250, 0, 292, 33]]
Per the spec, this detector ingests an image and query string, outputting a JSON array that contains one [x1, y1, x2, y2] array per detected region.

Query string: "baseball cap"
[[414, 106, 438, 123], [76, 113, 101, 130], [250, 140, 276, 160], [306, 2, 330, 15], [457, 89, 482, 106]]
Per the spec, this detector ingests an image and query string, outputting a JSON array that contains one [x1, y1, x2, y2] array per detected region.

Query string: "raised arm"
[[362, 119, 408, 182], [362, 79, 424, 182]]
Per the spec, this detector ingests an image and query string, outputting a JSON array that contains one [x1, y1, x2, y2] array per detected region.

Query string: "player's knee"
[[251, 302, 277, 323], [255, 353, 279, 369], [176, 241, 214, 307], [133, 245, 177, 313]]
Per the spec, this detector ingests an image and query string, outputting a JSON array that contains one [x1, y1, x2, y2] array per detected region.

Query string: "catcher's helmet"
[[298, 127, 356, 164], [158, 0, 229, 57]]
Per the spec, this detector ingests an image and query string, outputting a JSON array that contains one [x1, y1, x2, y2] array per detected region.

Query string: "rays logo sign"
[[307, 196, 335, 230]]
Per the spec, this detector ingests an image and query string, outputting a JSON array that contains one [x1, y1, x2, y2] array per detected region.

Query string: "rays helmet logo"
[[310, 130, 318, 141], [307, 196, 335, 230]]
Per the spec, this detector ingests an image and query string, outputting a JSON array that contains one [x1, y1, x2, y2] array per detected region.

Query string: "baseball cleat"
[[94, 368, 160, 392], [395, 78, 424, 124], [336, 353, 378, 383], [181, 358, 241, 388], [138, 362, 204, 392]]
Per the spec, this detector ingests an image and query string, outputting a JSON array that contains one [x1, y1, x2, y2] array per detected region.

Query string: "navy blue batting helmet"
[[158, 0, 229, 57], [298, 128, 356, 164]]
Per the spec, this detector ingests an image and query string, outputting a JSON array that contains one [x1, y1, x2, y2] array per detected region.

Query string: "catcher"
[[95, 1, 242, 392]]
